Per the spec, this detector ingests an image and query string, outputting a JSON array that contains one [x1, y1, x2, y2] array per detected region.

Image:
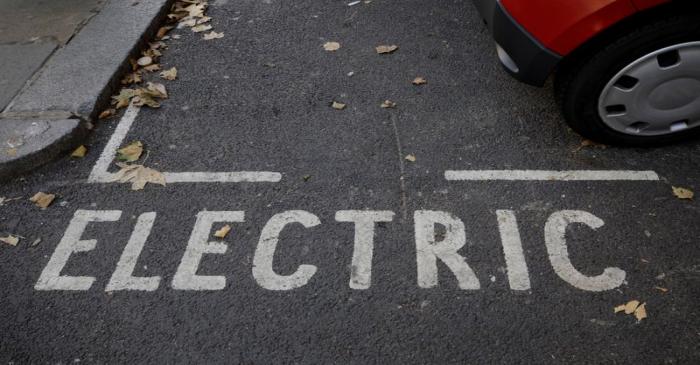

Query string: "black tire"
[[554, 10, 700, 146]]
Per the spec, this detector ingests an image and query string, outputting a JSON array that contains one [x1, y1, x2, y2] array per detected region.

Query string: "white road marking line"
[[88, 104, 140, 183], [87, 104, 282, 184], [444, 170, 660, 181], [163, 172, 281, 183]]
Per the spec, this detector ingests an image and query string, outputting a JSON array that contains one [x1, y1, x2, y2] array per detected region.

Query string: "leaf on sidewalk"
[[213, 224, 231, 238], [160, 67, 178, 80], [29, 192, 55, 208], [412, 76, 427, 85], [71, 145, 87, 158], [375, 45, 398, 54], [405, 154, 416, 162], [672, 186, 694, 200], [116, 141, 143, 162], [203, 31, 224, 40], [614, 299, 647, 322], [112, 163, 166, 191], [323, 41, 341, 51], [331, 101, 346, 110], [0, 235, 19, 247]]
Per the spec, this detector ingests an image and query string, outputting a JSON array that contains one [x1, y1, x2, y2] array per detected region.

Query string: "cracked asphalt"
[[1, 0, 699, 363]]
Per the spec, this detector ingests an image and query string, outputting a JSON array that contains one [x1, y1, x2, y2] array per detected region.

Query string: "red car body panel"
[[500, 0, 670, 56]]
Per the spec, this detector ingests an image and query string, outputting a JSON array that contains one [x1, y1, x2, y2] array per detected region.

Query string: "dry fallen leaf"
[[112, 163, 166, 191], [191, 24, 212, 33], [71, 145, 87, 158], [323, 41, 341, 51], [672, 186, 694, 200], [654, 286, 669, 293], [331, 101, 346, 110], [380, 100, 397, 108], [214, 224, 231, 238], [113, 89, 137, 109], [184, 3, 206, 18], [623, 300, 640, 314], [146, 82, 168, 98], [376, 44, 398, 54], [405, 154, 416, 162], [0, 235, 19, 247], [180, 17, 198, 27], [137, 56, 153, 67], [197, 16, 212, 24], [160, 67, 178, 80], [412, 76, 427, 85], [142, 64, 162, 72], [203, 31, 224, 40], [156, 25, 174, 39], [30, 192, 55, 208], [116, 141, 143, 162], [634, 303, 647, 322], [613, 304, 626, 313], [98, 108, 116, 119]]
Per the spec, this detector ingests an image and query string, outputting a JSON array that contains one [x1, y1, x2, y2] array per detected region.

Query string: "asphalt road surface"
[[2, 0, 700, 363]]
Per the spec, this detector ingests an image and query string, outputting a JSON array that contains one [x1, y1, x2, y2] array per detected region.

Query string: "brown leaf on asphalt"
[[137, 56, 153, 67], [29, 192, 55, 209], [203, 31, 224, 40], [654, 286, 669, 293], [405, 154, 416, 162], [613, 304, 626, 313], [142, 64, 162, 72], [623, 300, 640, 314], [672, 186, 694, 200], [634, 303, 647, 322], [331, 101, 346, 110], [98, 108, 116, 119], [323, 41, 341, 51], [113, 89, 136, 109], [71, 145, 87, 158], [213, 224, 231, 238], [116, 141, 143, 162], [191, 24, 212, 33], [375, 44, 398, 54], [180, 17, 198, 27], [156, 26, 174, 39], [121, 72, 143, 85], [112, 163, 166, 191], [146, 82, 168, 98], [184, 3, 206, 18], [0, 235, 19, 247], [412, 76, 427, 85], [160, 67, 178, 80], [380, 100, 397, 108]]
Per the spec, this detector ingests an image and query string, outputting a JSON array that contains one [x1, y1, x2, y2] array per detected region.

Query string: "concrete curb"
[[0, 0, 175, 181]]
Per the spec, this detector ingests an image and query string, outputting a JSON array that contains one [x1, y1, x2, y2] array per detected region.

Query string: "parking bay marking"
[[445, 169, 660, 181], [88, 104, 282, 184]]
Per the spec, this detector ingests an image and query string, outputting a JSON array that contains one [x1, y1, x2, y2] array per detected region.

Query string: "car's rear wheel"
[[555, 12, 700, 146]]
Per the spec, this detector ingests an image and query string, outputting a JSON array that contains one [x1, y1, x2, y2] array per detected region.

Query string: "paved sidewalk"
[[0, 0, 105, 111], [0, 0, 173, 180]]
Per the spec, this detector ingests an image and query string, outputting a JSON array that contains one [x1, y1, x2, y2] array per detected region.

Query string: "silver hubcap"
[[598, 41, 700, 137]]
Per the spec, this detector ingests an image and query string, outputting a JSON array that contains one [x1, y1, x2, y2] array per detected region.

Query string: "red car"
[[474, 0, 700, 145]]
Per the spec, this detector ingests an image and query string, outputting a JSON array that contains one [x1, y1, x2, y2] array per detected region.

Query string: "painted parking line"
[[444, 169, 660, 181], [87, 104, 282, 184]]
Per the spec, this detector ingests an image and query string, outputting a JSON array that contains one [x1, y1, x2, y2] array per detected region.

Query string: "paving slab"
[[0, 42, 57, 111]]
